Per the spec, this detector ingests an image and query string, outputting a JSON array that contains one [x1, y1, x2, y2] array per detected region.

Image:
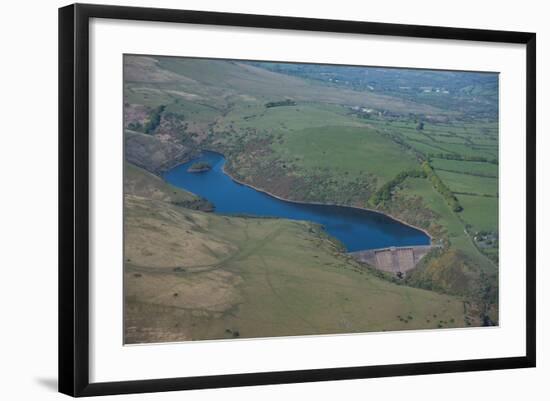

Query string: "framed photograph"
[[59, 3, 536, 397]]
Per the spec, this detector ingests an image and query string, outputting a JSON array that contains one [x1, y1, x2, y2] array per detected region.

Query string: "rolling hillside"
[[124, 164, 476, 343], [123, 55, 500, 339]]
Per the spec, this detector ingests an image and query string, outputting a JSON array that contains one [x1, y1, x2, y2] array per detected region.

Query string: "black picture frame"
[[59, 3, 536, 397]]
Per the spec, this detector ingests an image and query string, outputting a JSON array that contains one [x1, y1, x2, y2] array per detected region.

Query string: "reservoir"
[[163, 151, 430, 252]]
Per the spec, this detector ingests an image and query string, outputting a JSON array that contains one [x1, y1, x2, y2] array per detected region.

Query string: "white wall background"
[[0, 0, 547, 399]]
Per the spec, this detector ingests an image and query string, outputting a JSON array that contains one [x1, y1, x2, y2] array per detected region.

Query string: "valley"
[[123, 55, 499, 343]]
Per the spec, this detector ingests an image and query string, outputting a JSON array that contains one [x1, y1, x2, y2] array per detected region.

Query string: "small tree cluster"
[[265, 99, 296, 108], [144, 105, 166, 134]]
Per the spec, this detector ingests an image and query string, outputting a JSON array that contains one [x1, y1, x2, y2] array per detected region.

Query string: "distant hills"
[[246, 61, 499, 120]]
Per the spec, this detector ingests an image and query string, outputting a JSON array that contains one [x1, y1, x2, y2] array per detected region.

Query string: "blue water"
[[163, 151, 430, 252]]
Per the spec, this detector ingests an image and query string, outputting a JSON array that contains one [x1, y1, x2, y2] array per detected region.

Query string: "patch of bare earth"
[[124, 131, 190, 173], [123, 103, 149, 127]]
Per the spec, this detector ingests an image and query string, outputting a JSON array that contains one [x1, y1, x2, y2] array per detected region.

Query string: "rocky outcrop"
[[124, 130, 192, 174]]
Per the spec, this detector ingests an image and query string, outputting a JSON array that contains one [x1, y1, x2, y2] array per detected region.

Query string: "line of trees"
[[265, 99, 296, 108], [422, 162, 463, 212], [369, 169, 426, 205], [143, 104, 166, 134], [383, 131, 426, 160]]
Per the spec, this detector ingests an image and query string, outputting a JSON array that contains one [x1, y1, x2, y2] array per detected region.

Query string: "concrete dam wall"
[[349, 245, 438, 275]]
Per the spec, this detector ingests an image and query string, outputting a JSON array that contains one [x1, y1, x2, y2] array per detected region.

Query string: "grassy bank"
[[125, 189, 475, 344], [122, 55, 500, 337]]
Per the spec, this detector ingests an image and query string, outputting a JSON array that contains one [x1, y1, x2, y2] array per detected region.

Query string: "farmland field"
[[272, 126, 419, 183], [123, 55, 499, 343], [431, 159, 498, 177], [436, 170, 498, 197], [456, 194, 499, 233]]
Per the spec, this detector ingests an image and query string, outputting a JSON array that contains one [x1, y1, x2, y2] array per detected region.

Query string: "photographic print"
[[123, 55, 499, 344]]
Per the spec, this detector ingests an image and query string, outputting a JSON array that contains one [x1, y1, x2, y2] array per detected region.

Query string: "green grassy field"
[[456, 194, 499, 233], [124, 168, 473, 343], [367, 119, 498, 158], [123, 55, 500, 341], [436, 170, 498, 197], [391, 177, 490, 266], [364, 115, 499, 264], [272, 126, 419, 184], [371, 116, 499, 268], [217, 102, 357, 133], [431, 159, 498, 177]]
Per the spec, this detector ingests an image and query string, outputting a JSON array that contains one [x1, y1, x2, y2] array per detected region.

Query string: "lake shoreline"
[[221, 162, 434, 243], [164, 149, 434, 243]]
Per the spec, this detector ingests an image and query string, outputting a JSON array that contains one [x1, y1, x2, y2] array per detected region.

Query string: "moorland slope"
[[123, 56, 500, 338]]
